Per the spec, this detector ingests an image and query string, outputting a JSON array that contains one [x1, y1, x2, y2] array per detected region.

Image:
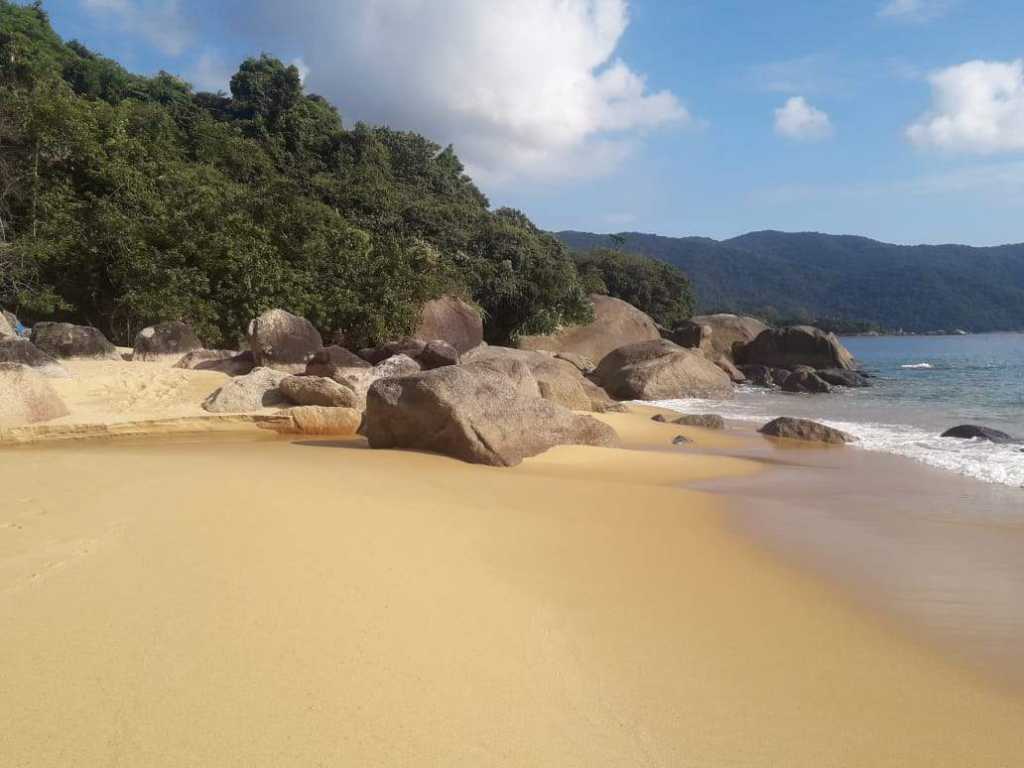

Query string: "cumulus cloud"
[[82, 0, 193, 56], [907, 60, 1024, 153], [187, 51, 233, 93], [234, 0, 689, 184], [774, 97, 833, 141], [877, 0, 954, 22]]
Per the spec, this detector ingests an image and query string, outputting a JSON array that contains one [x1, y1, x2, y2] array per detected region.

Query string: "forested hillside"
[[558, 230, 1024, 333], [0, 2, 619, 347]]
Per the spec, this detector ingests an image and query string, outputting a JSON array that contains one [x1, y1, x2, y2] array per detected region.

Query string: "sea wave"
[[900, 363, 934, 369], [649, 399, 1024, 489]]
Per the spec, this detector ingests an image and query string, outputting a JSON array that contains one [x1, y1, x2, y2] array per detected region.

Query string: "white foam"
[[900, 363, 934, 369], [649, 398, 1024, 489]]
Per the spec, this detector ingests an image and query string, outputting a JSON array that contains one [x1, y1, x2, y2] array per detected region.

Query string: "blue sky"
[[45, 1, 1024, 245]]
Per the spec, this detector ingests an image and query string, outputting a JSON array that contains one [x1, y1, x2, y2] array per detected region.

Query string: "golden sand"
[[1, 412, 1022, 766]]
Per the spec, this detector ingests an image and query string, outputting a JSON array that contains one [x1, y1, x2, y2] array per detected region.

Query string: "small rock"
[[674, 414, 725, 430], [782, 369, 832, 394], [672, 435, 691, 446], [817, 368, 872, 388], [418, 340, 460, 370]]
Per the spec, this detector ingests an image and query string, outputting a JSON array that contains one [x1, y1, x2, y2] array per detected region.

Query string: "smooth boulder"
[[517, 294, 661, 367], [674, 414, 726, 430], [691, 314, 769, 361], [594, 339, 734, 401], [247, 309, 323, 373], [363, 364, 620, 466], [31, 322, 120, 360], [463, 346, 593, 410], [759, 417, 852, 445], [132, 321, 202, 362], [0, 338, 69, 378], [940, 425, 1018, 444], [174, 349, 255, 376], [202, 367, 288, 413], [414, 296, 483, 353], [280, 375, 360, 409], [287, 406, 362, 436], [736, 326, 855, 371], [0, 363, 70, 427], [661, 320, 710, 351]]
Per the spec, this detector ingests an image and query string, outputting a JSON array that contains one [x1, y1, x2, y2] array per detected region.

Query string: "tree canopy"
[[0, 1, 594, 346]]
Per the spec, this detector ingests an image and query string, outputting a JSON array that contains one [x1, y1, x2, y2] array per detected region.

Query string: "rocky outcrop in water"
[[940, 425, 1019, 444], [736, 326, 855, 371]]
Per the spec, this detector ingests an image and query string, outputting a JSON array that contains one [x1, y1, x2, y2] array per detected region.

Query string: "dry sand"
[[2, 409, 1022, 766]]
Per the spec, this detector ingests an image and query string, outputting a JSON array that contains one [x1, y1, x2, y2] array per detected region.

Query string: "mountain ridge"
[[556, 229, 1024, 333]]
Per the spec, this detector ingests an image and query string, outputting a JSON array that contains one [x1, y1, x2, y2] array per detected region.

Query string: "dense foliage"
[[574, 247, 695, 329], [0, 1, 592, 346], [559, 230, 1024, 333]]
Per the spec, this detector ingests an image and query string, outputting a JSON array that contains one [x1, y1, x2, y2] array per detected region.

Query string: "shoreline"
[[2, 408, 1023, 765]]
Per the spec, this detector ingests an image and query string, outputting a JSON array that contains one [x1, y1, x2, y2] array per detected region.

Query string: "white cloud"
[[238, 0, 689, 185], [877, 0, 953, 22], [290, 58, 310, 86], [82, 0, 192, 56], [774, 97, 833, 141], [907, 60, 1024, 154], [187, 51, 233, 93]]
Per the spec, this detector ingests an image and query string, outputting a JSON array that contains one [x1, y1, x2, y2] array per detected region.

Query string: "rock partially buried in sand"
[[0, 363, 70, 427], [594, 339, 734, 401], [280, 375, 360, 409], [247, 309, 323, 373], [759, 417, 853, 445], [674, 414, 726, 430], [202, 367, 289, 413], [0, 338, 69, 378], [132, 321, 202, 362], [174, 349, 255, 376], [940, 425, 1019, 444], [31, 322, 120, 360], [463, 346, 597, 411], [363, 363, 620, 466], [672, 435, 691, 446], [287, 406, 362, 436]]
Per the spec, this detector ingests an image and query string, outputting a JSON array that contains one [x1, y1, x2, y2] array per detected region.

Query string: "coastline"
[[2, 409, 1023, 765]]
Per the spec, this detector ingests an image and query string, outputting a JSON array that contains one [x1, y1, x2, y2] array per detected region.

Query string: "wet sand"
[[1, 413, 1023, 765], [693, 422, 1024, 695]]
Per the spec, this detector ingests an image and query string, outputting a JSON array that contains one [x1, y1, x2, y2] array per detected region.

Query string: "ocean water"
[[652, 333, 1024, 489]]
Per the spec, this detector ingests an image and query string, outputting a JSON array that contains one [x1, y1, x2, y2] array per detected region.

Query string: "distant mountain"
[[556, 230, 1024, 333]]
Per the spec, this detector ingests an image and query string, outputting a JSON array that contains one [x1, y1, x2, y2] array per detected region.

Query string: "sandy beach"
[[2, 403, 1023, 766]]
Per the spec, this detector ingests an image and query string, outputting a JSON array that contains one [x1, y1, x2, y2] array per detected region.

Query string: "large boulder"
[[0, 363, 70, 427], [714, 355, 746, 384], [247, 309, 323, 373], [0, 338, 69, 378], [413, 296, 483, 353], [691, 314, 769, 361], [132, 321, 202, 362], [363, 364, 620, 466], [280, 375, 360, 409], [759, 417, 852, 445], [594, 339, 734, 401], [463, 346, 593, 410], [359, 338, 460, 370], [202, 367, 288, 413], [31, 322, 120, 360], [736, 326, 855, 371], [517, 294, 661, 367], [940, 425, 1019, 444]]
